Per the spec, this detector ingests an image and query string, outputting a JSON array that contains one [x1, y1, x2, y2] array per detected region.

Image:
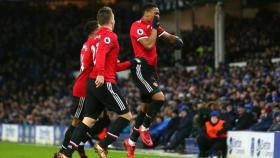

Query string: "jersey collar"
[[140, 18, 152, 25], [99, 26, 112, 32]]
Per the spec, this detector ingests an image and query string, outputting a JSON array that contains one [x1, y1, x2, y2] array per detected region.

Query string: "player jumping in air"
[[124, 3, 184, 158]]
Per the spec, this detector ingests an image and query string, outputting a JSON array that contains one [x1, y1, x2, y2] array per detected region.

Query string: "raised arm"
[[138, 16, 160, 50], [159, 31, 184, 49]]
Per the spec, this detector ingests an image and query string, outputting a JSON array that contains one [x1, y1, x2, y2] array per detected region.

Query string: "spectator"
[[235, 104, 256, 130], [158, 109, 179, 148], [267, 112, 280, 131], [251, 108, 273, 131], [220, 104, 235, 129], [197, 111, 229, 158], [164, 106, 192, 151]]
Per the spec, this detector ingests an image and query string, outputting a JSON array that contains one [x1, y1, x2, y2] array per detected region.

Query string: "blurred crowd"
[[226, 11, 280, 62], [0, 3, 87, 125], [0, 3, 280, 153], [141, 61, 280, 152]]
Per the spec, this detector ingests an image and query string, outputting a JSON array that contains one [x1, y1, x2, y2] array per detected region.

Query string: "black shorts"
[[71, 96, 86, 120], [84, 79, 129, 119], [131, 62, 161, 103]]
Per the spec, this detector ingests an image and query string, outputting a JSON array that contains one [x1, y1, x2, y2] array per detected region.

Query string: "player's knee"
[[152, 91, 166, 102], [147, 100, 165, 118], [71, 118, 81, 127], [82, 117, 96, 128], [152, 99, 165, 109], [119, 112, 132, 121], [141, 103, 149, 113]]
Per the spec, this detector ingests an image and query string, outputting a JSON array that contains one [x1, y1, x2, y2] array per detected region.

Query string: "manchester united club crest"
[[153, 82, 158, 87]]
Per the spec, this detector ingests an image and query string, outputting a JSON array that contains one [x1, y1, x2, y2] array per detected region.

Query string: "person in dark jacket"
[[159, 109, 180, 146], [235, 104, 256, 130], [164, 107, 192, 150], [268, 112, 280, 131], [197, 111, 229, 158], [251, 108, 273, 131], [220, 104, 235, 129]]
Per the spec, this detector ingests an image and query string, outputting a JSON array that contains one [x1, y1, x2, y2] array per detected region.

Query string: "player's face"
[[146, 7, 160, 21], [153, 7, 160, 18]]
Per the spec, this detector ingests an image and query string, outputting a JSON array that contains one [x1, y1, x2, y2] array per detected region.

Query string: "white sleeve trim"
[[158, 31, 167, 37], [137, 36, 149, 41]]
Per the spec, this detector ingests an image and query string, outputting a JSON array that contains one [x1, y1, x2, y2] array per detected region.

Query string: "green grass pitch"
[[0, 142, 187, 158]]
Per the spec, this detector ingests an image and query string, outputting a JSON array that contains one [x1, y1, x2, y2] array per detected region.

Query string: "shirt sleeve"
[[95, 34, 114, 76], [117, 61, 132, 72], [131, 23, 149, 42], [157, 26, 166, 37]]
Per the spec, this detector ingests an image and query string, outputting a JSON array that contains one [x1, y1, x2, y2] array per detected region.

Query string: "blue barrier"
[[273, 132, 280, 158], [0, 124, 67, 145], [185, 138, 199, 155], [227, 131, 280, 158]]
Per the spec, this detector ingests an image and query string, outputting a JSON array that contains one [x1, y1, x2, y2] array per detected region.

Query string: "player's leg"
[[59, 97, 82, 152], [94, 83, 132, 158], [143, 91, 165, 129], [58, 79, 104, 158], [123, 64, 162, 158], [128, 103, 148, 145], [137, 64, 165, 146], [85, 111, 111, 147], [88, 111, 111, 138], [124, 63, 163, 157], [55, 97, 87, 158], [98, 112, 132, 149], [134, 91, 165, 148], [74, 98, 88, 158]]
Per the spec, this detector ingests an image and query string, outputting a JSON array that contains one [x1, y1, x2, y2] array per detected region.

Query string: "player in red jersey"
[[54, 20, 99, 158], [56, 7, 133, 158], [124, 3, 183, 158], [54, 20, 110, 158], [54, 19, 133, 158]]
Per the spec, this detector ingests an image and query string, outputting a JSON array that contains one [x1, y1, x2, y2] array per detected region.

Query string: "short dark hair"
[[143, 2, 158, 12], [97, 7, 113, 25], [84, 20, 98, 36]]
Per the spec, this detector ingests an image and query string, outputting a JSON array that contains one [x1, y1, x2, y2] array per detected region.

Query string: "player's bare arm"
[[160, 31, 184, 49], [159, 32, 177, 43], [138, 29, 157, 50]]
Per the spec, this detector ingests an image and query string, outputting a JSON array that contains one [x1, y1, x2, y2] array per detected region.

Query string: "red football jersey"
[[130, 19, 165, 68], [72, 37, 96, 97], [89, 27, 120, 83]]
